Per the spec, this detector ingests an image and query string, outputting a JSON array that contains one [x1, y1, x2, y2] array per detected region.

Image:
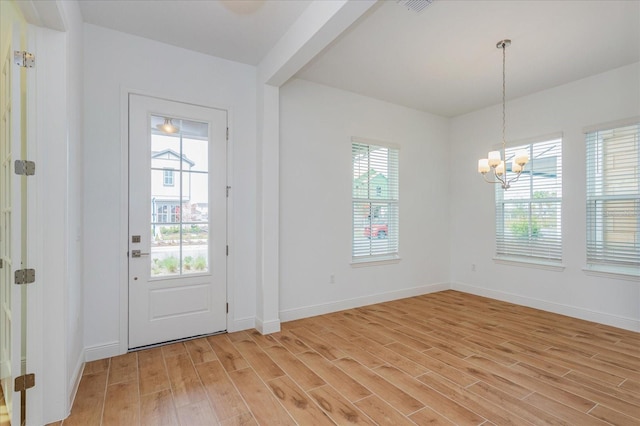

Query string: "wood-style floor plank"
[[58, 290, 640, 425], [102, 380, 140, 426]]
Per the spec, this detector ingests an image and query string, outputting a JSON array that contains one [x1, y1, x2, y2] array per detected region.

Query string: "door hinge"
[[226, 245, 229, 256], [226, 127, 229, 141], [226, 303, 229, 313], [14, 373, 35, 392], [15, 269, 35, 285], [226, 186, 231, 197], [14, 51, 35, 68], [0, 259, 3, 268], [14, 160, 35, 176]]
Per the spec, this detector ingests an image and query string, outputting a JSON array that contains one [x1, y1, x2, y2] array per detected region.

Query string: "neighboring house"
[[353, 169, 389, 221], [151, 149, 194, 225], [353, 169, 389, 200]]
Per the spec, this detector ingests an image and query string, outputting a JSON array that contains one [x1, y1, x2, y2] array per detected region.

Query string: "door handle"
[[131, 250, 150, 258]]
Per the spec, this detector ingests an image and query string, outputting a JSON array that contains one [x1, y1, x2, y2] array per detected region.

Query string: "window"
[[352, 139, 399, 261], [154, 202, 180, 223], [586, 123, 639, 275], [163, 169, 174, 186], [496, 137, 562, 263]]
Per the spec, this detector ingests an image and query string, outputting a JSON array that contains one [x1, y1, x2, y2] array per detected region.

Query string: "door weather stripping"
[[14, 51, 35, 68], [14, 160, 35, 176], [15, 269, 35, 285]]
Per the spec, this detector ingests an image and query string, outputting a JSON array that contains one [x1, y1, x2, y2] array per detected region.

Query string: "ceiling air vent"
[[396, 0, 433, 14]]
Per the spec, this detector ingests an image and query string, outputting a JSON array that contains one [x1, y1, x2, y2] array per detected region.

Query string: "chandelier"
[[157, 117, 179, 134], [478, 39, 529, 189]]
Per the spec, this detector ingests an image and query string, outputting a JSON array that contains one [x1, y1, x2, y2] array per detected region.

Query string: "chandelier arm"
[[507, 170, 523, 186], [482, 171, 506, 186]]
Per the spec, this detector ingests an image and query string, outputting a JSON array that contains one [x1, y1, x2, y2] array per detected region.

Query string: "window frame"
[[585, 121, 639, 278], [351, 137, 400, 264], [494, 135, 563, 266]]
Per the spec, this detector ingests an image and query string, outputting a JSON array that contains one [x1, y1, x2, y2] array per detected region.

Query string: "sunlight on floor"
[[0, 386, 9, 426]]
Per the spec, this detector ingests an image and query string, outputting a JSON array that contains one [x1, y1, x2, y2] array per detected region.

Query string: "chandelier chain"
[[502, 42, 506, 150]]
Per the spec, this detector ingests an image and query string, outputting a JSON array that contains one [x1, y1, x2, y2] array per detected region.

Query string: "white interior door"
[[129, 94, 227, 349], [1, 23, 26, 426]]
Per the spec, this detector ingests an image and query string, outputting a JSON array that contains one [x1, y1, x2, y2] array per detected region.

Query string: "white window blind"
[[352, 140, 399, 260], [586, 123, 639, 272], [496, 138, 562, 262]]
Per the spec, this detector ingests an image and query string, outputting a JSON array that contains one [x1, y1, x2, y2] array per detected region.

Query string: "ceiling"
[[78, 0, 640, 117]]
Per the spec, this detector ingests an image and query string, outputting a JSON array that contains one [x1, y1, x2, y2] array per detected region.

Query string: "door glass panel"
[[150, 115, 209, 278], [182, 224, 209, 274]]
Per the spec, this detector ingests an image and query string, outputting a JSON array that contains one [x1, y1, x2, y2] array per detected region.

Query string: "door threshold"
[[128, 330, 227, 352]]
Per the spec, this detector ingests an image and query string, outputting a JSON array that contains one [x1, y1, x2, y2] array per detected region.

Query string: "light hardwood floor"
[[48, 290, 639, 425]]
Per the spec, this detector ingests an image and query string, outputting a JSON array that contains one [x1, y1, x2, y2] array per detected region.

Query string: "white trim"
[[280, 282, 449, 323], [68, 349, 85, 414], [351, 136, 400, 150], [227, 316, 255, 333], [119, 88, 129, 356], [350, 256, 401, 267], [255, 318, 281, 335], [583, 265, 639, 282], [26, 22, 44, 426], [451, 282, 640, 332], [120, 87, 234, 355], [493, 256, 565, 271], [583, 116, 640, 134], [85, 341, 122, 362]]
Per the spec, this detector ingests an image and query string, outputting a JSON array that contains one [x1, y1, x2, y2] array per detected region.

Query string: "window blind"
[[352, 141, 399, 260], [496, 138, 562, 262], [586, 123, 639, 271]]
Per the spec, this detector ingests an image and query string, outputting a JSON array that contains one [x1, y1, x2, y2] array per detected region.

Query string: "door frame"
[[118, 88, 235, 355], [1, 17, 43, 425]]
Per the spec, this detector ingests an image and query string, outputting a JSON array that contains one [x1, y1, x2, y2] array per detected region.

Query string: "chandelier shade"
[[157, 117, 180, 134]]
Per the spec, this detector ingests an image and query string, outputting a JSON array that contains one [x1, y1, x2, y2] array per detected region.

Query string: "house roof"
[[151, 149, 196, 168]]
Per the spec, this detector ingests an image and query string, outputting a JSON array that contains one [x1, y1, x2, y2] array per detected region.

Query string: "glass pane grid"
[[352, 141, 400, 259], [586, 124, 639, 267], [496, 139, 563, 262], [150, 115, 210, 277]]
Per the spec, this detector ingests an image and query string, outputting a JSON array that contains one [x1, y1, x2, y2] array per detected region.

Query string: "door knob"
[[131, 250, 149, 258]]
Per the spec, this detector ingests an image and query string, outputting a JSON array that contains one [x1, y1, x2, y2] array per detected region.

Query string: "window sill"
[[493, 256, 565, 271], [351, 256, 401, 268], [583, 265, 639, 282]]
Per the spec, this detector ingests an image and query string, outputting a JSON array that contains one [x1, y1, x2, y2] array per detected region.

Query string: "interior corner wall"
[[82, 24, 258, 358], [279, 79, 450, 321], [449, 62, 640, 331]]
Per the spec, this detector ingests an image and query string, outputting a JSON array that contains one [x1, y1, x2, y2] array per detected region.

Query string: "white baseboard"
[[280, 282, 450, 323], [451, 281, 640, 332], [255, 317, 281, 335], [228, 316, 255, 333], [84, 341, 122, 362]]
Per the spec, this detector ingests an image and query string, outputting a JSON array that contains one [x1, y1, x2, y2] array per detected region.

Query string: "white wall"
[[449, 62, 640, 331], [59, 0, 85, 413], [279, 79, 450, 320], [25, 0, 85, 421], [83, 24, 258, 359]]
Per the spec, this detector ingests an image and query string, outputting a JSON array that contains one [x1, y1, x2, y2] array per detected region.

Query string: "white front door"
[[128, 94, 227, 349], [0, 20, 27, 426]]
